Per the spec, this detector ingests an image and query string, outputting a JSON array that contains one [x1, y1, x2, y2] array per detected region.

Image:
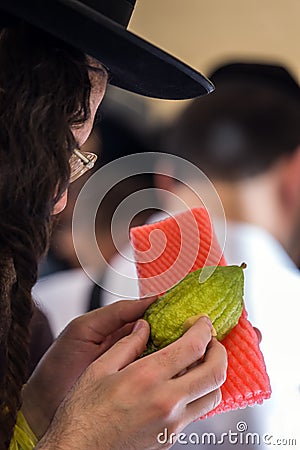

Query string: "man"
[[101, 61, 300, 448], [0, 1, 227, 448]]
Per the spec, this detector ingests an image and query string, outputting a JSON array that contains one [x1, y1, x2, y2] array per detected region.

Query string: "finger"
[[144, 316, 214, 379], [109, 322, 135, 344], [88, 322, 135, 356], [93, 319, 150, 374], [184, 388, 222, 425], [173, 338, 227, 404], [67, 296, 156, 342], [98, 321, 139, 353]]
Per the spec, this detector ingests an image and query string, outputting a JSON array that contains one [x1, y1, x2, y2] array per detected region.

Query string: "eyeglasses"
[[69, 148, 98, 183]]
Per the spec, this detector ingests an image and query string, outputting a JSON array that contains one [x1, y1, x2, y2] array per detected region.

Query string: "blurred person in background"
[[163, 61, 300, 447], [102, 61, 300, 448]]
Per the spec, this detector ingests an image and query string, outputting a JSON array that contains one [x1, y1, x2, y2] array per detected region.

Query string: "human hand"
[[36, 316, 227, 450], [22, 296, 156, 439]]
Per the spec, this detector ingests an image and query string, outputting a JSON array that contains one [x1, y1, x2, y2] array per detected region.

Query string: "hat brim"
[[0, 0, 214, 99]]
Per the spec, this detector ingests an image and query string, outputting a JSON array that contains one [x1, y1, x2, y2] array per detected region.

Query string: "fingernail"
[[199, 316, 217, 336], [199, 315, 213, 328], [132, 320, 145, 333]]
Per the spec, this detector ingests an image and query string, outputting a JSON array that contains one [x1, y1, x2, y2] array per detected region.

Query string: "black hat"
[[0, 0, 214, 100], [209, 61, 299, 99]]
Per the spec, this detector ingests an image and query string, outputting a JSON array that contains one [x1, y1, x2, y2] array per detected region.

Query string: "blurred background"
[[129, 0, 299, 122]]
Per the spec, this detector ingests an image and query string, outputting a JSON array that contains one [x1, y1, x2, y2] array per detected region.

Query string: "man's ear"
[[281, 146, 300, 209]]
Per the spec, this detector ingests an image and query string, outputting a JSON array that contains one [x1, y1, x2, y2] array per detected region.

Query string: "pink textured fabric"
[[130, 207, 271, 417], [131, 208, 226, 297]]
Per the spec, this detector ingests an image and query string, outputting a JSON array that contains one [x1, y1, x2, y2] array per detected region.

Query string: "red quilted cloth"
[[130, 207, 271, 417]]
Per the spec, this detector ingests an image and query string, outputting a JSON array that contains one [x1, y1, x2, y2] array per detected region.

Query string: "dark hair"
[[164, 63, 300, 180], [0, 24, 100, 448]]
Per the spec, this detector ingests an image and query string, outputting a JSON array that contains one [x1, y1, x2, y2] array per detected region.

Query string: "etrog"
[[143, 265, 244, 355]]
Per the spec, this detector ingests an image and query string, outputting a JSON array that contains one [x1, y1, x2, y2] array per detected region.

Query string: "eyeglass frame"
[[69, 148, 98, 183]]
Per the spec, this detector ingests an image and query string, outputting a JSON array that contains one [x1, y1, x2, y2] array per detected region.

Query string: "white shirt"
[[33, 269, 94, 337], [219, 222, 300, 446]]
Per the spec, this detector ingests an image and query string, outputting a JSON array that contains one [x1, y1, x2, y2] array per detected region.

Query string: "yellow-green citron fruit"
[[143, 265, 244, 355]]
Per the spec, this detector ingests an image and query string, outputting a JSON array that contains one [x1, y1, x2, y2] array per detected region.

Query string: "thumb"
[[94, 320, 150, 374]]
